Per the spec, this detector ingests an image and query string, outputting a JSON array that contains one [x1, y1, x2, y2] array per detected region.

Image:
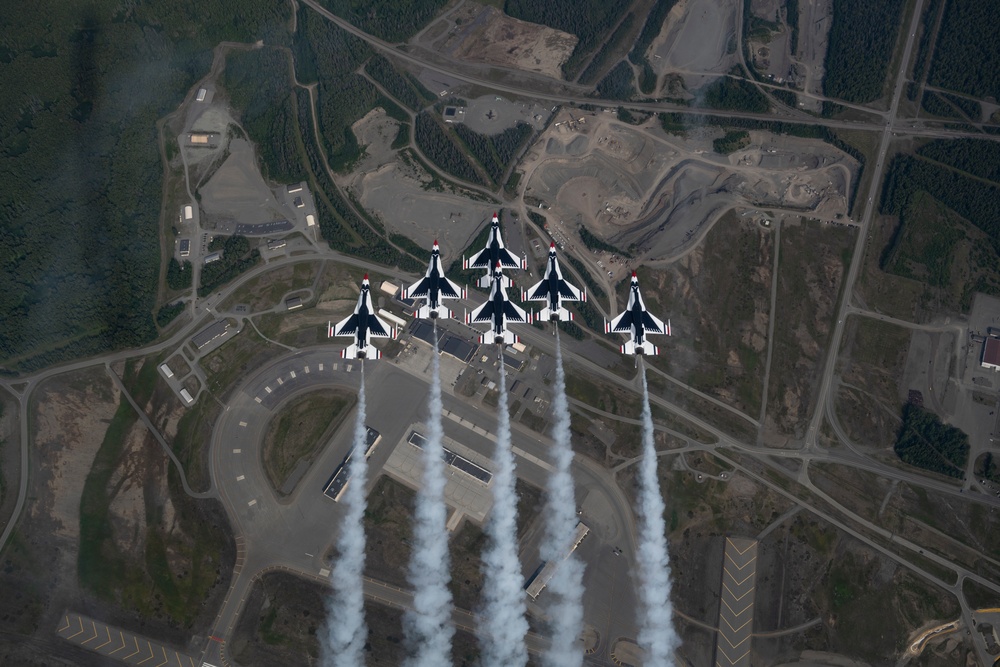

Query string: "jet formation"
[[330, 213, 670, 357]]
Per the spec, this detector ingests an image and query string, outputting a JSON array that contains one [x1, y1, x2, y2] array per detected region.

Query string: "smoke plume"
[[539, 332, 584, 667], [322, 372, 369, 667], [636, 363, 679, 666], [403, 325, 455, 666], [478, 352, 528, 667]]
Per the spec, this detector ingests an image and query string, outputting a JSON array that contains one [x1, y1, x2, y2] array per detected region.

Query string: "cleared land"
[[262, 388, 355, 494], [834, 317, 911, 448], [765, 218, 855, 438], [637, 211, 773, 419]]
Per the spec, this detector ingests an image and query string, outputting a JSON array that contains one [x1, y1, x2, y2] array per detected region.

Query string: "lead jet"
[[605, 272, 671, 355], [466, 262, 531, 346], [404, 240, 466, 319], [328, 274, 396, 359], [522, 242, 586, 322], [463, 212, 526, 288]]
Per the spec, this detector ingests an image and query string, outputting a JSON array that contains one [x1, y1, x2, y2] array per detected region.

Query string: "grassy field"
[[363, 476, 416, 590], [637, 212, 774, 419], [219, 261, 321, 313], [79, 357, 233, 628], [834, 316, 910, 448], [261, 388, 354, 493], [201, 327, 285, 399], [766, 219, 856, 436]]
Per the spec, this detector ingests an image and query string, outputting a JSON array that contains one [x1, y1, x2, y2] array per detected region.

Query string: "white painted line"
[[333, 363, 338, 371], [265, 386, 272, 394], [346, 364, 353, 373], [248, 499, 257, 507], [277, 377, 284, 385], [233, 448, 242, 454], [319, 363, 325, 371], [290, 370, 296, 379], [239, 421, 247, 427], [255, 397, 262, 403], [304, 366, 310, 373], [319, 568, 330, 577], [236, 475, 245, 481]]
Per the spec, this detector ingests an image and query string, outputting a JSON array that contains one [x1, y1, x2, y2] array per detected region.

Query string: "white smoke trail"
[[323, 371, 369, 667], [636, 362, 679, 666], [478, 351, 528, 667], [539, 332, 584, 667], [403, 325, 455, 666]]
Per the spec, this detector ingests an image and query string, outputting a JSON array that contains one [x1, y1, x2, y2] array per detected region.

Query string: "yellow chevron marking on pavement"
[[109, 631, 127, 654], [138, 641, 156, 664], [721, 613, 753, 634], [726, 539, 756, 556], [721, 596, 752, 618], [95, 627, 113, 650], [124, 638, 142, 660], [58, 615, 71, 632], [81, 621, 99, 644], [66, 617, 86, 640], [723, 581, 754, 603], [724, 552, 757, 571]]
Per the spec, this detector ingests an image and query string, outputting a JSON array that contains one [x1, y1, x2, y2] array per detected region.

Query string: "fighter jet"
[[466, 262, 531, 346], [328, 275, 395, 359], [463, 212, 526, 288], [605, 272, 671, 355], [522, 242, 586, 322], [404, 240, 466, 319]]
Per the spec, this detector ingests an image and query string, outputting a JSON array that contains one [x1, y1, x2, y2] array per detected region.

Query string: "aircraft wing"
[[465, 246, 494, 270], [366, 314, 393, 338], [438, 276, 463, 300], [496, 247, 523, 270], [503, 299, 529, 323], [468, 300, 496, 324], [523, 278, 549, 302], [405, 276, 430, 300], [608, 310, 634, 333], [332, 312, 360, 337], [557, 279, 584, 302], [641, 311, 667, 335]]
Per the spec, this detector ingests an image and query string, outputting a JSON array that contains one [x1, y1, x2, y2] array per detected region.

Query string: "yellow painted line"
[[721, 613, 753, 634], [154, 646, 169, 666], [727, 539, 756, 556], [724, 552, 757, 571], [110, 631, 127, 654], [729, 569, 756, 587], [58, 615, 71, 632], [95, 627, 114, 649], [123, 638, 142, 660], [82, 620, 100, 645], [66, 617, 86, 640], [721, 595, 752, 618], [137, 642, 156, 664], [722, 632, 751, 649], [722, 581, 754, 604], [977, 608, 1000, 613]]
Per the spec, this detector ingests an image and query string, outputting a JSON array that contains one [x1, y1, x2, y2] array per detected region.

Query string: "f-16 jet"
[[328, 275, 395, 359], [466, 262, 531, 346], [522, 242, 585, 322], [605, 272, 671, 355], [404, 240, 466, 319], [463, 212, 526, 288]]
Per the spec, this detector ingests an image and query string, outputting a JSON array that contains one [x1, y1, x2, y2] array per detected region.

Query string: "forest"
[[881, 154, 1000, 248], [916, 138, 1000, 184], [365, 54, 433, 112], [579, 227, 631, 257], [578, 13, 637, 86], [595, 61, 637, 100], [713, 130, 751, 154], [199, 236, 260, 296], [453, 123, 533, 186], [909, 0, 942, 98], [504, 0, 629, 80], [822, 0, 905, 103], [894, 404, 969, 479], [928, 0, 1000, 99], [697, 75, 769, 113], [318, 0, 448, 43], [0, 0, 292, 372], [415, 113, 486, 185], [223, 49, 307, 184]]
